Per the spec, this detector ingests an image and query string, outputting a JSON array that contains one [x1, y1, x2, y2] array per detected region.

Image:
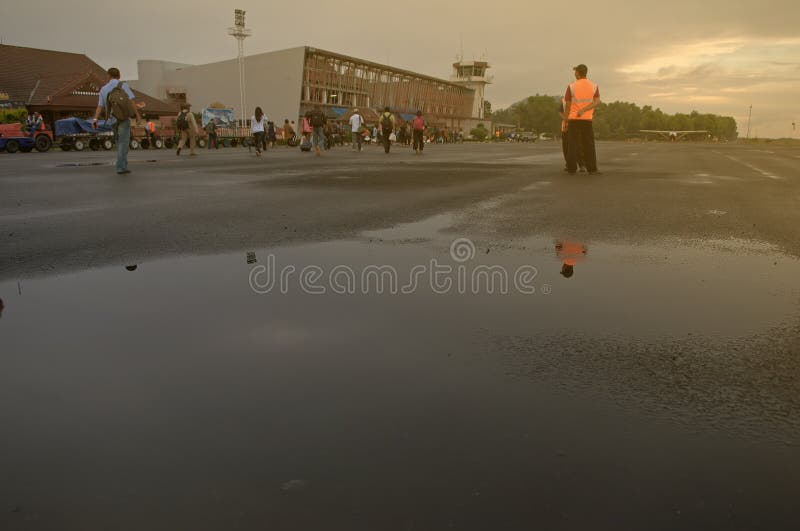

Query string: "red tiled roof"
[[0, 44, 177, 115]]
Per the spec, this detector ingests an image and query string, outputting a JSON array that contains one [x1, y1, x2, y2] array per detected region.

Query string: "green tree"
[[0, 108, 28, 124], [495, 97, 738, 140], [492, 94, 561, 134], [470, 123, 489, 141]]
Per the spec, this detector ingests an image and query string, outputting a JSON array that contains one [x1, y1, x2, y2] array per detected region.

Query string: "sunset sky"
[[5, 0, 799, 137]]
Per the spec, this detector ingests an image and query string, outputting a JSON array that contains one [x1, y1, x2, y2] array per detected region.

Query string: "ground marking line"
[[724, 155, 780, 180]]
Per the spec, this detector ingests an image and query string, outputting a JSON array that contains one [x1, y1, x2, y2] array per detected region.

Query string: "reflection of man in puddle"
[[556, 240, 588, 278]]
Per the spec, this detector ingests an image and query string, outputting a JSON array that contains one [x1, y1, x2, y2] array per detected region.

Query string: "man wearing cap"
[[349, 108, 365, 152], [563, 64, 601, 175]]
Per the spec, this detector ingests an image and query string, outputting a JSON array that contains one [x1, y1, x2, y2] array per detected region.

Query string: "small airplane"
[[640, 130, 709, 141]]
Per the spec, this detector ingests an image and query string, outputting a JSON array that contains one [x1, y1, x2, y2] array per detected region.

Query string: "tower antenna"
[[228, 9, 252, 128]]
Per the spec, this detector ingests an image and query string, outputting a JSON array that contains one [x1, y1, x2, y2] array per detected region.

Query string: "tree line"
[[491, 95, 739, 140]]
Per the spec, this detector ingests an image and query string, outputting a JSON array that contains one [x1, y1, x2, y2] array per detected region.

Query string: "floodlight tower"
[[228, 9, 252, 127]]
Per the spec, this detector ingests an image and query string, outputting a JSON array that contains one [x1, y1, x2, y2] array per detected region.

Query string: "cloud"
[[611, 35, 800, 136], [617, 38, 746, 78]]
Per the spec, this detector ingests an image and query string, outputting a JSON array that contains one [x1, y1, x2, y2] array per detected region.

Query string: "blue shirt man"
[[92, 67, 140, 175]]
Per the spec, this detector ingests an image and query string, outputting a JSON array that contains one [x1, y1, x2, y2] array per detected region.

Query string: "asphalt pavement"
[[1, 140, 799, 530]]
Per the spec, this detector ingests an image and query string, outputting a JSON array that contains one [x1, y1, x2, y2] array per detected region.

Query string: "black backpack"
[[381, 112, 393, 131], [310, 111, 326, 128], [176, 112, 189, 131], [106, 82, 133, 121]]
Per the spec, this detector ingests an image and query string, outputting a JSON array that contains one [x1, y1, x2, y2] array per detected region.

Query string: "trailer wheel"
[[154, 138, 164, 149], [89, 138, 101, 151], [140, 138, 150, 149], [6, 140, 20, 153], [164, 138, 174, 149], [222, 138, 231, 148], [129, 139, 140, 150], [74, 139, 86, 151], [102, 138, 113, 150], [34, 134, 53, 152], [197, 138, 207, 148]]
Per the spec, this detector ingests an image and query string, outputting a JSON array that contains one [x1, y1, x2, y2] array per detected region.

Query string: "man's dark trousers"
[[413, 130, 424, 152], [562, 130, 585, 168], [383, 128, 392, 153], [566, 119, 597, 173]]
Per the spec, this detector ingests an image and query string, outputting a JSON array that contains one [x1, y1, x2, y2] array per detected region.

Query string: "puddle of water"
[[362, 212, 455, 241], [3, 237, 797, 342], [520, 181, 552, 192], [55, 162, 109, 167], [2, 233, 800, 526]]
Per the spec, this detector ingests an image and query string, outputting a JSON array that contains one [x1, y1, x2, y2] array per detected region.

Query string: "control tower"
[[450, 59, 492, 120]]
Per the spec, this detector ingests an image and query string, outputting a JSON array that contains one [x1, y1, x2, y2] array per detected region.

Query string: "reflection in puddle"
[[555, 240, 588, 278]]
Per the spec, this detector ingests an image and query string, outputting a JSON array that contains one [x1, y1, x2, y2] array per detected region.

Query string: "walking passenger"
[[324, 121, 333, 150], [305, 105, 327, 156], [349, 108, 365, 151], [301, 116, 313, 146], [92, 67, 141, 174], [251, 107, 268, 156], [267, 121, 277, 148], [379, 107, 395, 154], [283, 119, 296, 146], [175, 105, 198, 156], [205, 119, 219, 149], [412, 110, 426, 154], [564, 64, 601, 174]]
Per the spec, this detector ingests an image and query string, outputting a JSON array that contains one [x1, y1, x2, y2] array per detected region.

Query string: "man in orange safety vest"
[[563, 64, 601, 174]]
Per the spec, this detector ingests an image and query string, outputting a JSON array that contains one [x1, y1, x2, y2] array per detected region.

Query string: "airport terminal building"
[[131, 46, 492, 130]]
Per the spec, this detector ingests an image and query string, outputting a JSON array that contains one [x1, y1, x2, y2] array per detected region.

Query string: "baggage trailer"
[[55, 117, 115, 151], [201, 108, 253, 147], [130, 122, 176, 150]]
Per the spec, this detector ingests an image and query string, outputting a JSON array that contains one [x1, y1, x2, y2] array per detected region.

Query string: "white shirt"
[[251, 115, 267, 133], [349, 113, 363, 131]]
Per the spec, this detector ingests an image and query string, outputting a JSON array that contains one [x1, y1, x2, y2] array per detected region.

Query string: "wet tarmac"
[[2, 142, 800, 529]]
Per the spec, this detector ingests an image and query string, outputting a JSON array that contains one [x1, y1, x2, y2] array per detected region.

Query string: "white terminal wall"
[[132, 47, 306, 123]]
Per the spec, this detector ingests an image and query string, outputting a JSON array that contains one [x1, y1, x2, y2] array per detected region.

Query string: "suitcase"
[[299, 139, 312, 152]]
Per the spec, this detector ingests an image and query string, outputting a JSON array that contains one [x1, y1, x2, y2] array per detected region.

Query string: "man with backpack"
[[92, 67, 141, 175], [305, 105, 327, 156], [175, 105, 198, 156], [205, 119, 218, 149], [380, 107, 395, 154]]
